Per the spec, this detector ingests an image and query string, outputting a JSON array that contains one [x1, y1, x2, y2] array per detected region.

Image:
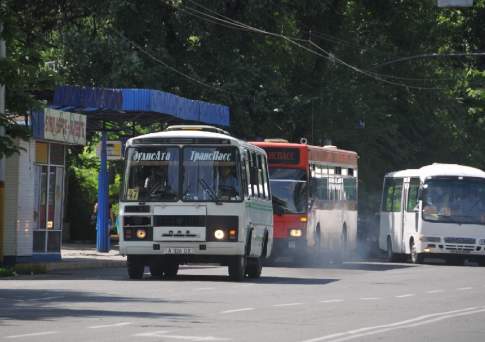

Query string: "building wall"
[[2, 139, 36, 260], [3, 144, 19, 257], [16, 139, 35, 256]]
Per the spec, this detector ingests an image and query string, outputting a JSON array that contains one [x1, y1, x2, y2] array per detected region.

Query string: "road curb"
[[45, 259, 126, 271]]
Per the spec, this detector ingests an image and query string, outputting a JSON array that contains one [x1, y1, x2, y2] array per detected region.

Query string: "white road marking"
[[195, 287, 215, 291], [134, 330, 170, 337], [320, 299, 344, 303], [134, 330, 229, 340], [36, 296, 64, 301], [272, 302, 303, 307], [238, 284, 255, 287], [426, 289, 444, 294], [359, 297, 380, 301], [220, 307, 254, 314], [6, 331, 59, 339], [89, 322, 132, 329], [299, 306, 485, 342], [395, 294, 415, 298], [457, 287, 472, 291]]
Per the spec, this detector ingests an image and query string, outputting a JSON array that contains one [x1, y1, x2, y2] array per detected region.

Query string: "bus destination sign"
[[265, 148, 300, 165]]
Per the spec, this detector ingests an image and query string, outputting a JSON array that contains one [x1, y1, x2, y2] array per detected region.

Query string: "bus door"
[[402, 177, 420, 253], [382, 178, 404, 253], [399, 179, 410, 253], [391, 178, 404, 252]]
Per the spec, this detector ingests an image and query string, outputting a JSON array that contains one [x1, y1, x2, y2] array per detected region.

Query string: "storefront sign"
[[43, 108, 87, 145]]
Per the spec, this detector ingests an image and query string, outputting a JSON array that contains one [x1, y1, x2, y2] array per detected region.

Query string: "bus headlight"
[[136, 229, 147, 239], [214, 229, 225, 240], [290, 229, 302, 238]]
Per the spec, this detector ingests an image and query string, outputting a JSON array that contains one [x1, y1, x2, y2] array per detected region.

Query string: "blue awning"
[[53, 85, 230, 127]]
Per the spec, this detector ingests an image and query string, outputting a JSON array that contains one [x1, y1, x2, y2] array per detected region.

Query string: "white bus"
[[379, 163, 485, 265], [119, 125, 273, 280]]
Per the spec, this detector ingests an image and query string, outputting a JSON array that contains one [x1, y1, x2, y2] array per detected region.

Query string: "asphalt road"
[[1, 260, 485, 342]]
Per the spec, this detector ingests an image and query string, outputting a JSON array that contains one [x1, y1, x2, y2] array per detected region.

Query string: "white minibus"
[[379, 163, 485, 265]]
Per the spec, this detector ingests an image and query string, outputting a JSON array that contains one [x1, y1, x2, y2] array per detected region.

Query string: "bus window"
[[241, 151, 249, 198], [257, 154, 265, 198], [344, 178, 357, 201], [250, 151, 259, 197], [406, 178, 420, 212], [392, 180, 403, 212], [261, 156, 270, 199], [317, 177, 329, 200], [382, 178, 394, 212]]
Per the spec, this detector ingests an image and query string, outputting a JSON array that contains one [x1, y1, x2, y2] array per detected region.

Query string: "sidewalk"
[[45, 242, 126, 272]]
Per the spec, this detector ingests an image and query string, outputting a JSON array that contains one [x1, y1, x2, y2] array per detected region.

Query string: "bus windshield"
[[182, 146, 241, 202], [123, 147, 179, 202], [422, 177, 485, 225], [269, 168, 308, 214]]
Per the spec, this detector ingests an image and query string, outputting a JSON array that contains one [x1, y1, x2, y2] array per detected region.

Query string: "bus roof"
[[250, 141, 358, 168], [126, 129, 266, 154], [385, 163, 485, 180]]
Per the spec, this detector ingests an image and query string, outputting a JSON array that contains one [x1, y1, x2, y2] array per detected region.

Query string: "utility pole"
[[0, 21, 6, 263]]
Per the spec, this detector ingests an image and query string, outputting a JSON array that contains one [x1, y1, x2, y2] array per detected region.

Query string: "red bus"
[[251, 140, 358, 263]]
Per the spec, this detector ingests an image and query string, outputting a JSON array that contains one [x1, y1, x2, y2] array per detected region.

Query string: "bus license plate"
[[288, 241, 296, 249], [164, 247, 194, 255]]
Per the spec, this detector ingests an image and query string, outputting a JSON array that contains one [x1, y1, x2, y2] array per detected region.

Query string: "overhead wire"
[[179, 1, 447, 90], [111, 28, 233, 95]]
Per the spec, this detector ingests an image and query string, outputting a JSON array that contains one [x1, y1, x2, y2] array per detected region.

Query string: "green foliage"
[[0, 267, 14, 277], [3, 0, 485, 218]]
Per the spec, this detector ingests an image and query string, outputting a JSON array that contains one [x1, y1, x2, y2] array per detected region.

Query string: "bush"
[[0, 267, 15, 277]]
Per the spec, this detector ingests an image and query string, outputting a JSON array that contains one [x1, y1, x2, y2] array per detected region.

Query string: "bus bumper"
[[270, 237, 307, 258], [417, 241, 485, 259], [120, 241, 245, 257]]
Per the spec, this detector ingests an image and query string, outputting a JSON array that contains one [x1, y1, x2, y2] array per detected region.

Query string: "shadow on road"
[[166, 274, 338, 285], [0, 289, 192, 323], [266, 260, 416, 272]]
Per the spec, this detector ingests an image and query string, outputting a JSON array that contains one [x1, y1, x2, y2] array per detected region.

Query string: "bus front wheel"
[[163, 262, 179, 278], [127, 255, 145, 279], [149, 260, 163, 278], [228, 255, 246, 281], [410, 240, 423, 264], [246, 257, 262, 279]]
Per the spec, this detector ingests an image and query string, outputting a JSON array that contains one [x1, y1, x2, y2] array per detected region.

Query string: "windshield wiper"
[[198, 178, 222, 205]]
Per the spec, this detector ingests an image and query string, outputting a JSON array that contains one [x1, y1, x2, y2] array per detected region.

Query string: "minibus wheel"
[[386, 237, 398, 262], [229, 255, 246, 281], [410, 240, 423, 264], [478, 258, 485, 267], [127, 255, 145, 279]]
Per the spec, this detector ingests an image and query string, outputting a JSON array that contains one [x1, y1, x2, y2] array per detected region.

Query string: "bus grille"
[[445, 245, 475, 253], [154, 215, 206, 227], [444, 237, 476, 244]]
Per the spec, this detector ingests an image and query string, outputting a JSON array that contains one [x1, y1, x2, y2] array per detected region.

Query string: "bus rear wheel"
[[228, 255, 246, 281], [127, 255, 145, 279], [246, 257, 262, 278], [149, 260, 163, 278], [386, 237, 398, 262]]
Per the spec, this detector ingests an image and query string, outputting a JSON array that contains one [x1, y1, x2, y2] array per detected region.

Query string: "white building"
[[1, 109, 86, 264]]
